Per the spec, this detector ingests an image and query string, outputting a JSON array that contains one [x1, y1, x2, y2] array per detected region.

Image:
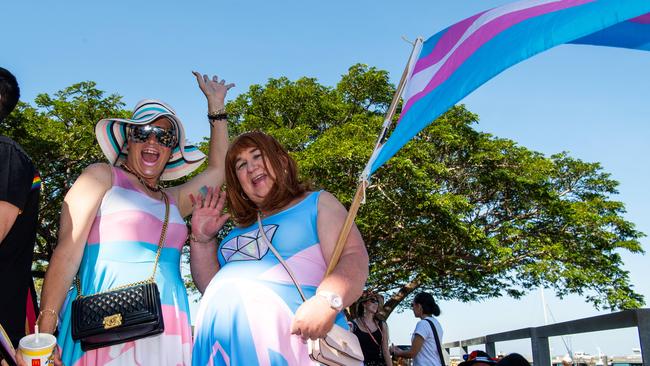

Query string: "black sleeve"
[[0, 141, 33, 211]]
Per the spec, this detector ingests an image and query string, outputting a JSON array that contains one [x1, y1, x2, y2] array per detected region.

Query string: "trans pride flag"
[[364, 0, 650, 177]]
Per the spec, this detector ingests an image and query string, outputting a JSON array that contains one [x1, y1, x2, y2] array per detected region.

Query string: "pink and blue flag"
[[365, 0, 650, 177]]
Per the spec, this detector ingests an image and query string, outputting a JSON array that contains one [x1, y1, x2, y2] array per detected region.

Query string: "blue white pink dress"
[[57, 166, 193, 365], [192, 191, 349, 366]]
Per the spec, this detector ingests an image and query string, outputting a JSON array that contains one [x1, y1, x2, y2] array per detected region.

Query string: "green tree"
[[2, 82, 129, 283], [225, 64, 645, 314]]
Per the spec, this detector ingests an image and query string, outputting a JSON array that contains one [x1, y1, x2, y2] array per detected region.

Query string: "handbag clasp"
[[103, 314, 123, 329]]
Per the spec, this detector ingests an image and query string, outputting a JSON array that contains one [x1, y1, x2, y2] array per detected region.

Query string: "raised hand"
[[189, 187, 230, 243], [192, 71, 235, 107]]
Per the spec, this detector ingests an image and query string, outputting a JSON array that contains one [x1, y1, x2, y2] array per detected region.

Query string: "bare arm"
[[0, 201, 20, 243], [316, 191, 369, 307], [189, 187, 230, 293], [382, 322, 392, 366], [169, 72, 234, 217], [37, 163, 112, 333], [290, 191, 369, 340], [394, 334, 425, 359], [190, 239, 219, 294]]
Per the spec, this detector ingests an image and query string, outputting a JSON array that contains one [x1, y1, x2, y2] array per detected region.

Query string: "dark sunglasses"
[[129, 125, 177, 148]]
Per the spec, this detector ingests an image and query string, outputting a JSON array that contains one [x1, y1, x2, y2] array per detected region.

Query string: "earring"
[[240, 191, 249, 201]]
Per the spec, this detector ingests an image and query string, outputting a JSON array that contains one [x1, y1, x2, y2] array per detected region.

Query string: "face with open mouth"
[[126, 117, 175, 185], [235, 147, 276, 206]]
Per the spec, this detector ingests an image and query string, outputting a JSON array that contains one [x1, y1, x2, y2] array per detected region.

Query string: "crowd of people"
[[1, 66, 530, 366]]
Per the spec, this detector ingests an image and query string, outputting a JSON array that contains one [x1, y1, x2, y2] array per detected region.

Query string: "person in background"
[[35, 71, 233, 366], [458, 350, 498, 366], [391, 292, 444, 366], [0, 67, 41, 352], [189, 131, 369, 365], [351, 291, 392, 366]]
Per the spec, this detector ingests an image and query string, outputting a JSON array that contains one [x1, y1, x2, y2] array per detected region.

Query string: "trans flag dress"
[[56, 166, 193, 366], [192, 191, 349, 366]]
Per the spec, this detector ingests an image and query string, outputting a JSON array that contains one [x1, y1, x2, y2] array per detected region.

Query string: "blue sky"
[[3, 0, 649, 359]]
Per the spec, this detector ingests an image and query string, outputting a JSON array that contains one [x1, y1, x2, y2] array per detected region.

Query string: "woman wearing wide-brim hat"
[[351, 291, 392, 366], [34, 72, 234, 366]]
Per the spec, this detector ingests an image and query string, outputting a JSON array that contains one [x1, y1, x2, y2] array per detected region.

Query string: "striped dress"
[[57, 166, 192, 366], [192, 191, 351, 366]]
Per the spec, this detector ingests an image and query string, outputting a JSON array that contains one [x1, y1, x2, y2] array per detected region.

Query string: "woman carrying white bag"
[[189, 131, 369, 365]]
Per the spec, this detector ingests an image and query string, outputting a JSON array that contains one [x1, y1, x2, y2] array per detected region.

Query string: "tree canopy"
[[3, 64, 644, 315]]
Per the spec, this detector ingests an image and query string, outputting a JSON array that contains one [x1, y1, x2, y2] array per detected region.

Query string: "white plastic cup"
[[18, 333, 56, 366]]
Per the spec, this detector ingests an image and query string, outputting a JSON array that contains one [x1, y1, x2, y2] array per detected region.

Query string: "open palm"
[[190, 187, 230, 242], [192, 72, 235, 104]]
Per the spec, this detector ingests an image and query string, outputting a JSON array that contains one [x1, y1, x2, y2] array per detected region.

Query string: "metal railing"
[[442, 308, 650, 365]]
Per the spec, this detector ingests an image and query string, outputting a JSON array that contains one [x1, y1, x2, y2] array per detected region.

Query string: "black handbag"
[[70, 192, 170, 351]]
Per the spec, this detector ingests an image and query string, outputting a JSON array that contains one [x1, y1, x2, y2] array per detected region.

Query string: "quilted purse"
[[257, 215, 364, 366], [71, 192, 169, 351]]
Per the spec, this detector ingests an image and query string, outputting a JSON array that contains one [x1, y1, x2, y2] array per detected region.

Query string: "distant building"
[[551, 350, 642, 366]]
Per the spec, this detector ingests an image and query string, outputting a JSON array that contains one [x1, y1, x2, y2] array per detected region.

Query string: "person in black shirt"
[[351, 291, 392, 366], [0, 67, 41, 350]]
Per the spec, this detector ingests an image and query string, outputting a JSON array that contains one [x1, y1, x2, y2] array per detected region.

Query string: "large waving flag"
[[364, 0, 650, 178]]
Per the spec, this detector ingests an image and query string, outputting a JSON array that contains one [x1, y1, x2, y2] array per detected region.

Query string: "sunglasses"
[[129, 125, 177, 148], [367, 299, 379, 304]]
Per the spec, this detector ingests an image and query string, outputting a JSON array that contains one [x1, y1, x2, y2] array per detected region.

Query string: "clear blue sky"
[[3, 0, 649, 359]]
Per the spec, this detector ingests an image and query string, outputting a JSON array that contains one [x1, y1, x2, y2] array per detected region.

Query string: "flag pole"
[[326, 37, 423, 276], [363, 37, 423, 183]]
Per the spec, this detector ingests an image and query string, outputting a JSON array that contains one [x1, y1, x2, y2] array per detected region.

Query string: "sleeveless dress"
[[192, 191, 350, 366], [56, 166, 193, 366], [352, 320, 385, 366]]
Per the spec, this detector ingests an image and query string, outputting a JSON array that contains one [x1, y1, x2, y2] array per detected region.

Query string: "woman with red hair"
[[189, 131, 369, 365]]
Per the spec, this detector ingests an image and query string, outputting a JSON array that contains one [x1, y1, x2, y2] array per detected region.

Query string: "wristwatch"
[[316, 291, 344, 311]]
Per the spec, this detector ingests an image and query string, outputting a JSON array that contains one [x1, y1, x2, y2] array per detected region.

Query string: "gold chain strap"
[[75, 191, 170, 298]]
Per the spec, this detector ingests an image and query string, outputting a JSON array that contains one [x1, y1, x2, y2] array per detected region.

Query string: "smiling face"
[[126, 117, 175, 182], [234, 147, 277, 206], [225, 131, 308, 227]]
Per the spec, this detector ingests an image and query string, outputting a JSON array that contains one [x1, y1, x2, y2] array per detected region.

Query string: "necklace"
[[120, 164, 162, 192], [361, 317, 381, 346]]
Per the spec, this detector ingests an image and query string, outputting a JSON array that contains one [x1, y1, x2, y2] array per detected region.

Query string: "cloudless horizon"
[[3, 0, 649, 359]]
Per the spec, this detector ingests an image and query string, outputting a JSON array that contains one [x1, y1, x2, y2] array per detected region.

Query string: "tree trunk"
[[379, 277, 421, 320]]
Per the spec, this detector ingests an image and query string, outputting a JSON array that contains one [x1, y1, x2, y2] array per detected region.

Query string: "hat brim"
[[95, 105, 206, 181]]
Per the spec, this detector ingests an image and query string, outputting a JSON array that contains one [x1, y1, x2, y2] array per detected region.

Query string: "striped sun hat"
[[95, 99, 206, 181]]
